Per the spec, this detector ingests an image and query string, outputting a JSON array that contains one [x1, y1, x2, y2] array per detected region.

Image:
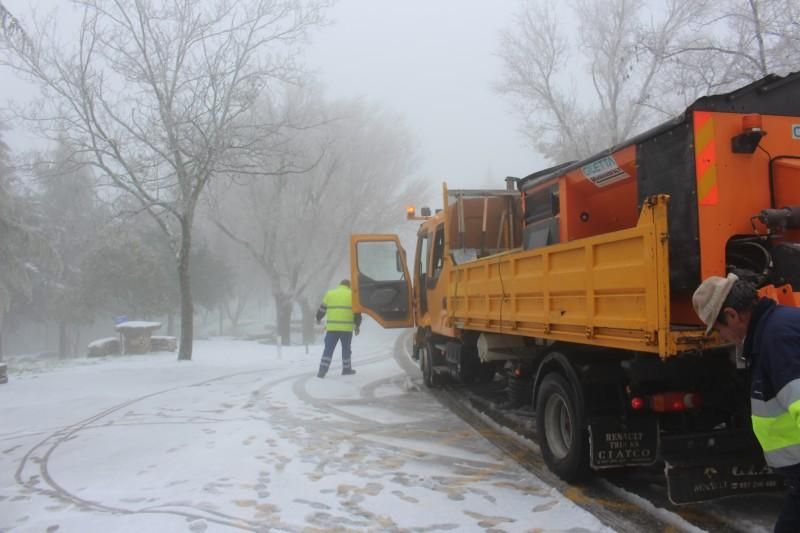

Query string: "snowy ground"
[[1, 326, 615, 532]]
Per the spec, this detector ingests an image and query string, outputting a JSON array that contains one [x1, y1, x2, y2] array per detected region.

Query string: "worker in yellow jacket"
[[315, 279, 362, 378]]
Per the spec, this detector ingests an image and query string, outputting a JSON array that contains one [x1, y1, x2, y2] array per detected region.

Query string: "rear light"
[[630, 397, 645, 410], [628, 392, 702, 412], [650, 392, 703, 413]]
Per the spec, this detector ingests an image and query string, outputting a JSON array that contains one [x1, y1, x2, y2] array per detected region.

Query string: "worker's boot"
[[342, 368, 356, 376], [317, 368, 327, 378]]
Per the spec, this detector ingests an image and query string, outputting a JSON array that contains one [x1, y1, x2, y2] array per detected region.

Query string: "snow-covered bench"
[[151, 336, 177, 352], [115, 321, 162, 354], [87, 337, 121, 357]]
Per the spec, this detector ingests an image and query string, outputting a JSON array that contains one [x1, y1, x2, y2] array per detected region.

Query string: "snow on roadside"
[[1, 327, 615, 532], [598, 481, 707, 533]]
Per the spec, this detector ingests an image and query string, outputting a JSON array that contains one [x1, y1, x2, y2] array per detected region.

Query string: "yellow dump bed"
[[448, 196, 708, 357]]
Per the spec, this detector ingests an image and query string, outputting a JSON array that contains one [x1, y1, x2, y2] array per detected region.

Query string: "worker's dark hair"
[[716, 279, 758, 325], [340, 279, 350, 287]]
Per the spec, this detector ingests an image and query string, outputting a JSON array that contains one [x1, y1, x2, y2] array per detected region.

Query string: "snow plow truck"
[[348, 72, 800, 504]]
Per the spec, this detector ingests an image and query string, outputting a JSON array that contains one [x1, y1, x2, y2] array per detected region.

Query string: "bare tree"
[[0, 2, 28, 46], [656, 0, 800, 101], [497, 0, 798, 162], [210, 91, 424, 344], [1, 0, 327, 360]]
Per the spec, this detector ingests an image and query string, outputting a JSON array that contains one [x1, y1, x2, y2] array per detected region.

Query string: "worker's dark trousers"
[[317, 331, 352, 376], [775, 478, 800, 533]]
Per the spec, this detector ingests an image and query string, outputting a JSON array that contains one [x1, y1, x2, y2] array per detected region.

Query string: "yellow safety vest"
[[323, 285, 355, 332]]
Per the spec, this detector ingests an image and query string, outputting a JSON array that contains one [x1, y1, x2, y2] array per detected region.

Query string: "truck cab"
[[350, 185, 522, 383]]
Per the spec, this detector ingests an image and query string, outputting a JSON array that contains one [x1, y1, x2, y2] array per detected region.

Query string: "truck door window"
[[417, 234, 429, 276], [416, 232, 430, 313], [356, 241, 406, 281], [430, 225, 445, 283], [354, 239, 410, 323]]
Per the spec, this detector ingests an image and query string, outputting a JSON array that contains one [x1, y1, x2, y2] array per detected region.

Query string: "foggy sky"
[[3, 0, 544, 208], [305, 0, 544, 202]]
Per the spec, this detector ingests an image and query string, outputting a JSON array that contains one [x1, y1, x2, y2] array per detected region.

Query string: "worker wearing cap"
[[315, 279, 362, 378], [693, 273, 800, 532]]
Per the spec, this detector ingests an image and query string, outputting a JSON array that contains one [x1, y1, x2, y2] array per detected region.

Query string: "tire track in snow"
[[13, 366, 324, 531], [10, 345, 443, 532], [391, 331, 765, 533], [287, 342, 519, 471]]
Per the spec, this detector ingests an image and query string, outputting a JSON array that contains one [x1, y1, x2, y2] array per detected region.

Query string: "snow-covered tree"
[[656, 0, 800, 104], [211, 90, 425, 344], [0, 123, 56, 358], [1, 0, 328, 360], [497, 0, 799, 162], [79, 224, 177, 321], [32, 137, 106, 357]]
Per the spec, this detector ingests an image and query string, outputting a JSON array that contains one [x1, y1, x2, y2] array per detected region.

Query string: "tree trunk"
[[299, 297, 315, 345], [274, 291, 292, 345], [225, 294, 248, 336], [72, 325, 81, 357], [58, 321, 69, 359], [0, 314, 7, 360], [177, 224, 194, 361]]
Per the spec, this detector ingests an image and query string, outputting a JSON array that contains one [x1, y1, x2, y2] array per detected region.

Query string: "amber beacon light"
[[732, 113, 766, 153]]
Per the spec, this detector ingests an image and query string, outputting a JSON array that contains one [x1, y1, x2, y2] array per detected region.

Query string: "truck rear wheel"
[[536, 373, 590, 482], [420, 341, 441, 388], [476, 361, 497, 383]]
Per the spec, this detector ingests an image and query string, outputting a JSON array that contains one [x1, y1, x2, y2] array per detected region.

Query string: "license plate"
[[666, 461, 787, 504], [589, 417, 659, 468]]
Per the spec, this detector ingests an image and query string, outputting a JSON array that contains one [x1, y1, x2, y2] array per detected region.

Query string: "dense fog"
[[0, 0, 797, 361]]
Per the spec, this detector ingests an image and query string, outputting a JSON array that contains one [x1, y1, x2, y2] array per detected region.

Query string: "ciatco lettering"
[[597, 449, 652, 460]]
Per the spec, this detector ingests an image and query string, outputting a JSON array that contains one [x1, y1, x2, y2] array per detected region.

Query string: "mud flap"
[[589, 417, 659, 469], [665, 460, 788, 504]]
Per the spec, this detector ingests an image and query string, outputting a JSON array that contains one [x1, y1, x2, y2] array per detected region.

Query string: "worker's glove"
[[354, 326, 360, 336]]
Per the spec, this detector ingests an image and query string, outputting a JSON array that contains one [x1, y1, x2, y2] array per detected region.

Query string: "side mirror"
[[420, 207, 432, 217]]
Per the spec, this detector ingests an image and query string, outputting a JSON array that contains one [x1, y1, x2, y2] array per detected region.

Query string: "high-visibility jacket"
[[745, 298, 800, 479], [317, 284, 361, 332]]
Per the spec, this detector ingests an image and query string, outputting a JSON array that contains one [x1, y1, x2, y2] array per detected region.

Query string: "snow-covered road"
[[0, 327, 614, 532]]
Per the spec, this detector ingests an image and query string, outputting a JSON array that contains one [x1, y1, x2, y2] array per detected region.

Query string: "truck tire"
[[420, 341, 441, 388], [536, 373, 590, 482], [476, 361, 497, 383]]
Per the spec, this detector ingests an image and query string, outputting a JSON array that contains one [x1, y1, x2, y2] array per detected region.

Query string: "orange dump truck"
[[349, 72, 800, 503]]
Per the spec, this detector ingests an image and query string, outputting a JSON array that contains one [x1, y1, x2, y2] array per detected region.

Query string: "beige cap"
[[692, 273, 739, 334]]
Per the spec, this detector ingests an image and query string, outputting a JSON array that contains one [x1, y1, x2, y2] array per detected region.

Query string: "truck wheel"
[[477, 361, 497, 383], [420, 341, 440, 388], [536, 373, 590, 482]]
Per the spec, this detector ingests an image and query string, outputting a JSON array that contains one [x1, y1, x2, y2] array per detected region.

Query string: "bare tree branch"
[[1, 0, 328, 359], [497, 0, 797, 162]]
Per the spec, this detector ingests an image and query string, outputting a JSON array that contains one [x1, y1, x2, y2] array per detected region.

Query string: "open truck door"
[[350, 234, 413, 328]]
